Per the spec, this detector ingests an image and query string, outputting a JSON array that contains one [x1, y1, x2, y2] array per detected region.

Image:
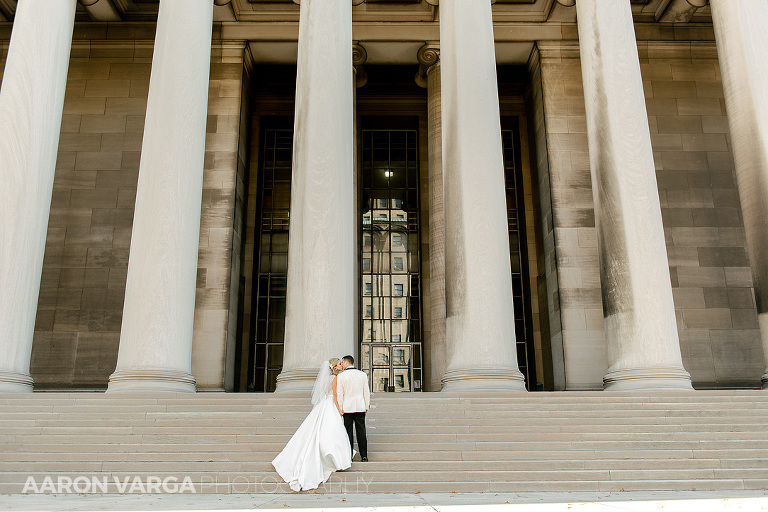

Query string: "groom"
[[336, 355, 371, 462]]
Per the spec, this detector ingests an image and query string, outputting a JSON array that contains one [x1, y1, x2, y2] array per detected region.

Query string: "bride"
[[272, 358, 353, 491]]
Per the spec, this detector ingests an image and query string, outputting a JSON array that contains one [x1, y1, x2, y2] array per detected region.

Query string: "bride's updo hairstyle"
[[328, 358, 341, 376]]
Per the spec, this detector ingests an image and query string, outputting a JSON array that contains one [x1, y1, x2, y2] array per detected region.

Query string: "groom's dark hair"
[[342, 355, 354, 366]]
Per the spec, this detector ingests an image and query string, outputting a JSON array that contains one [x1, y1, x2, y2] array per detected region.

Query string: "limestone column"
[[276, 0, 355, 392], [574, 0, 692, 390], [107, 0, 214, 392], [709, 0, 768, 388], [439, 0, 526, 392], [416, 44, 448, 392], [0, 0, 76, 393]]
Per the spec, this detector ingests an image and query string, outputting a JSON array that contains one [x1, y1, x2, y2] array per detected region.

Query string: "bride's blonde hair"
[[328, 358, 341, 376]]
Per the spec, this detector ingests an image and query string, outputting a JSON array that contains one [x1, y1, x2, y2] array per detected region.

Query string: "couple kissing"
[[272, 355, 372, 492]]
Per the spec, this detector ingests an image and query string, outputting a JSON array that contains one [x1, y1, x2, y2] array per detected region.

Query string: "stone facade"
[[526, 45, 568, 391], [194, 42, 252, 391], [0, 39, 251, 390], [0, 0, 765, 392], [31, 41, 152, 389], [642, 41, 761, 387], [530, 39, 761, 389]]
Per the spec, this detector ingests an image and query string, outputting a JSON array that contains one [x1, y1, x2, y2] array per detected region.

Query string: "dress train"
[[272, 390, 353, 491]]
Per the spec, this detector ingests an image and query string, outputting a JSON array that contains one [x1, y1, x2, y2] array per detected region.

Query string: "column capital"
[[294, 0, 364, 4], [415, 43, 440, 89], [417, 43, 440, 67], [78, 0, 122, 21], [352, 42, 367, 67], [353, 42, 368, 88]]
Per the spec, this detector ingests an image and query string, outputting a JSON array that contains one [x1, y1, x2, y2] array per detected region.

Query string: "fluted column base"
[[441, 367, 526, 392], [603, 367, 693, 391], [0, 370, 34, 393], [275, 367, 319, 393], [107, 368, 196, 393]]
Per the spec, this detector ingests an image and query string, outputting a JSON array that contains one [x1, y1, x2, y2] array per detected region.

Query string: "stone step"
[[8, 400, 768, 408], [5, 414, 768, 428], [461, 448, 768, 460], [5, 425, 768, 438], [3, 415, 766, 427], [5, 449, 768, 466], [5, 401, 768, 411], [5, 400, 768, 407], [4, 430, 768, 444], [4, 457, 767, 472], [6, 444, 768, 461], [6, 447, 768, 460], [3, 391, 767, 495], [6, 434, 768, 448], [4, 478, 765, 494], [3, 423, 768, 436], [12, 445, 768, 463], [4, 390, 765, 399], [3, 468, 767, 488], [3, 394, 765, 402], [4, 419, 767, 431]]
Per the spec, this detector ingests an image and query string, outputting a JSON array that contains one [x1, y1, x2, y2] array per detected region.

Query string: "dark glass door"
[[359, 129, 423, 392], [251, 128, 292, 392], [502, 120, 537, 390]]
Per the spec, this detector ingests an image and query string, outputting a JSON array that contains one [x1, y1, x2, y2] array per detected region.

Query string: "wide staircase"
[[1, 391, 768, 494]]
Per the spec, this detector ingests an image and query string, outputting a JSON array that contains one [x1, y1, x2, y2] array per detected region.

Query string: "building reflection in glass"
[[360, 129, 422, 392]]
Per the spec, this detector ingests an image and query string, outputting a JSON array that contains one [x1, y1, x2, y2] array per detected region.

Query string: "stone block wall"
[[526, 47, 566, 390], [532, 43, 605, 390], [532, 40, 762, 389], [640, 41, 762, 387], [30, 41, 152, 388], [0, 37, 248, 390], [193, 42, 251, 391]]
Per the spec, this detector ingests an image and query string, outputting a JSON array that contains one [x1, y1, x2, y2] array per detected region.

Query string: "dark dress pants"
[[343, 412, 367, 459]]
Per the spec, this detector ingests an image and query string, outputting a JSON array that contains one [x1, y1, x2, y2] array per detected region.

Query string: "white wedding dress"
[[272, 372, 353, 492]]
